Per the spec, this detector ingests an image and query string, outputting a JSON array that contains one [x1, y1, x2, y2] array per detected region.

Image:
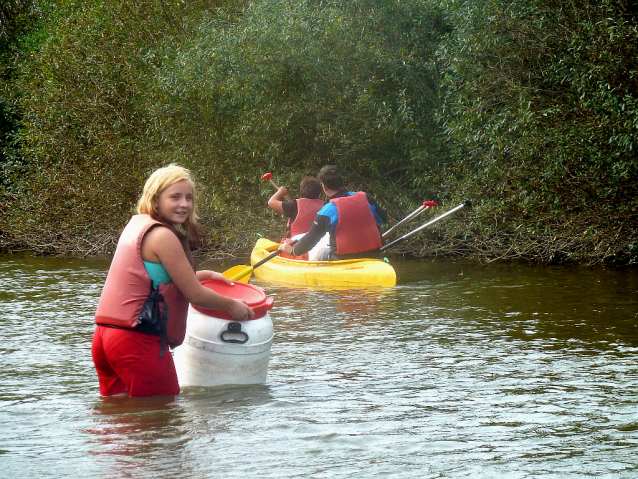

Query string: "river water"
[[1, 254, 637, 478]]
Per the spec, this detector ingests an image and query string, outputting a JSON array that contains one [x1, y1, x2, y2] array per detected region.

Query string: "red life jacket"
[[281, 198, 324, 260], [288, 198, 324, 238], [331, 192, 383, 255], [94, 214, 194, 348]]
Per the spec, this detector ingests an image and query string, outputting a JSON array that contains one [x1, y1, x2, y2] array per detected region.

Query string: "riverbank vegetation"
[[1, 0, 636, 265]]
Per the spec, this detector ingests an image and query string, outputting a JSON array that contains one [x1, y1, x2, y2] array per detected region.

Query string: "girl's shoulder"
[[142, 224, 185, 261]]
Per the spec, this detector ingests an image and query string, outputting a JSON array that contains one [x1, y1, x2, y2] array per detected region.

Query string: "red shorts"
[[91, 325, 180, 397]]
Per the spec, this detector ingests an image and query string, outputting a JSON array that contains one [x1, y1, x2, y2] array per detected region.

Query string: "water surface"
[[1, 255, 637, 478]]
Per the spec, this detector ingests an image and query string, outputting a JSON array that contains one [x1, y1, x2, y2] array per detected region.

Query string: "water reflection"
[[87, 385, 275, 478], [88, 396, 183, 453]]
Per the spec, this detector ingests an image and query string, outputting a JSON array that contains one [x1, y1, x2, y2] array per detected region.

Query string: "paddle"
[[382, 201, 438, 238], [380, 201, 472, 251], [262, 172, 291, 201], [221, 265, 255, 283], [223, 240, 298, 282]]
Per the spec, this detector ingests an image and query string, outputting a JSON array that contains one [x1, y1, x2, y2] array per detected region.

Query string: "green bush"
[[4, 0, 246, 252], [3, 0, 450, 255], [432, 0, 638, 264], [2, 0, 636, 264], [147, 0, 448, 219]]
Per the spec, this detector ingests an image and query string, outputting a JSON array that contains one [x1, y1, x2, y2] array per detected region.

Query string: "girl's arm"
[[196, 270, 233, 284], [142, 227, 254, 320]]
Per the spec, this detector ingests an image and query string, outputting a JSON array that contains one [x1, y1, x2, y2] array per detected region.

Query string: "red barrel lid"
[[192, 280, 274, 320]]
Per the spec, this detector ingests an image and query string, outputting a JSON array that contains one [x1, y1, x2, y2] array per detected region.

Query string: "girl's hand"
[[229, 299, 255, 321], [196, 270, 233, 285]]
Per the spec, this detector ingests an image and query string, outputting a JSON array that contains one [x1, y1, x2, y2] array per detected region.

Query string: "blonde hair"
[[136, 164, 203, 243]]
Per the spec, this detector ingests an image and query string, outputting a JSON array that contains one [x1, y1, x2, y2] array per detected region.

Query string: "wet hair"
[[318, 165, 344, 191], [136, 164, 203, 243], [299, 176, 322, 199]]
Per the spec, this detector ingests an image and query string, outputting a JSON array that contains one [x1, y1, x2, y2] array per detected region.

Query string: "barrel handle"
[[220, 322, 249, 344]]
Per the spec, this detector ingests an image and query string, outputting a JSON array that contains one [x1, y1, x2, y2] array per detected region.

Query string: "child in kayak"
[[279, 165, 387, 261], [267, 176, 325, 260]]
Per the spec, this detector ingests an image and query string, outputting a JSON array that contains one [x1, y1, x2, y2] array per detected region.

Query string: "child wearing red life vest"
[[92, 164, 254, 397], [267, 176, 324, 260]]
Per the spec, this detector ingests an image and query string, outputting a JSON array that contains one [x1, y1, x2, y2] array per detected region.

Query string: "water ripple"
[[0, 256, 637, 477]]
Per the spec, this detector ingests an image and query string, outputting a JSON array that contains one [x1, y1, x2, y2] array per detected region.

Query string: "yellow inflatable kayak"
[[250, 238, 396, 287]]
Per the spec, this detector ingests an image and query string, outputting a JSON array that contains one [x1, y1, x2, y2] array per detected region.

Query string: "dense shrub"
[[0, 0, 52, 191], [2, 0, 448, 255], [433, 0, 638, 264], [3, 0, 247, 253], [146, 0, 448, 223], [1, 0, 636, 264]]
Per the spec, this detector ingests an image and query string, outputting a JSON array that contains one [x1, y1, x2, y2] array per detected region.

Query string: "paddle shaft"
[[383, 205, 431, 238], [226, 240, 298, 281], [262, 173, 291, 201], [253, 248, 284, 270], [380, 201, 471, 251]]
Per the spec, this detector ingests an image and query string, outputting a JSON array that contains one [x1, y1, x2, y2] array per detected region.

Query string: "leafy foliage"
[[1, 0, 636, 264], [0, 0, 56, 191], [147, 0, 447, 222], [3, 0, 239, 247], [432, 0, 638, 264], [2, 0, 448, 253]]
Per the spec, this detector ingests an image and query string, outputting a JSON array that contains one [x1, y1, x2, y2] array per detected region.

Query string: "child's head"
[[137, 164, 202, 241], [318, 165, 344, 191], [300, 176, 322, 199]]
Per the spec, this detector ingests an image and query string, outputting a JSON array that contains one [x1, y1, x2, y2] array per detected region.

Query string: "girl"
[[92, 164, 253, 397]]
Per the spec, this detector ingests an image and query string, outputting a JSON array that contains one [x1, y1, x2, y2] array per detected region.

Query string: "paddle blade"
[[223, 265, 253, 283], [223, 241, 289, 282]]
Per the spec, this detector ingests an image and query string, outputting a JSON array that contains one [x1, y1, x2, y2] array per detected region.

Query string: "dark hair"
[[299, 176, 322, 199], [318, 165, 344, 191]]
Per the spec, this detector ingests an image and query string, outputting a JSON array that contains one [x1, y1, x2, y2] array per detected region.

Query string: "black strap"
[[134, 280, 169, 358], [158, 291, 169, 358], [97, 281, 169, 358]]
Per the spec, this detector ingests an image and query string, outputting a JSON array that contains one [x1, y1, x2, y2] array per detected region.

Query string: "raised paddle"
[[382, 201, 438, 238], [380, 201, 472, 251], [223, 240, 298, 282], [262, 172, 291, 201]]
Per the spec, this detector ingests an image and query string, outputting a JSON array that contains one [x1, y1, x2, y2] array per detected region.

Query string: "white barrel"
[[173, 280, 275, 387]]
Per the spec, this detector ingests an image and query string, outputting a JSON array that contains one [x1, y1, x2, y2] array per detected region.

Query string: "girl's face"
[[154, 179, 193, 226]]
